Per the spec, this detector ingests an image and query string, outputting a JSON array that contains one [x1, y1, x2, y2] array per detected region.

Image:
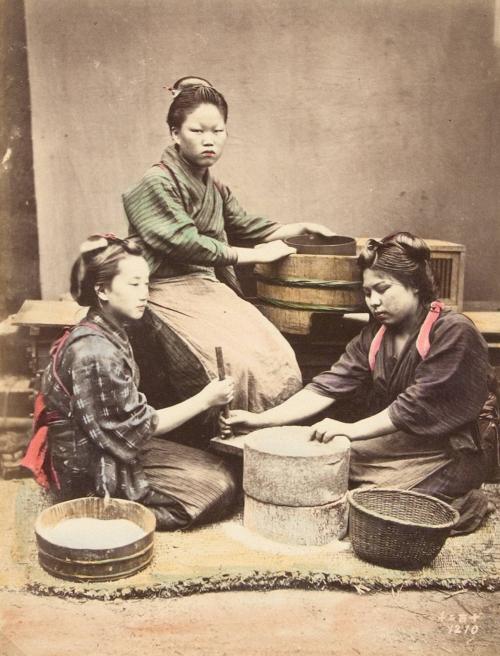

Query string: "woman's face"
[[97, 255, 149, 321], [362, 269, 420, 328], [171, 103, 227, 168]]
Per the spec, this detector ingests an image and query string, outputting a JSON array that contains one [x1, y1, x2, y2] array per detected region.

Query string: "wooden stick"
[[215, 346, 226, 381], [215, 346, 232, 439]]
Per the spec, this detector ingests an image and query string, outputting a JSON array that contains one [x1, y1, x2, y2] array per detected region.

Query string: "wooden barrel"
[[254, 240, 364, 334], [35, 497, 156, 582], [243, 427, 351, 545]]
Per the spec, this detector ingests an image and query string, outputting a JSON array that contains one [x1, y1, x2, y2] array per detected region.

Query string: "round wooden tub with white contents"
[[243, 427, 351, 546], [35, 497, 156, 582]]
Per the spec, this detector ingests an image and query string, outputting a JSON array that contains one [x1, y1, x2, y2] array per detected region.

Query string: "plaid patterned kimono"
[[41, 309, 236, 530], [123, 146, 302, 419]]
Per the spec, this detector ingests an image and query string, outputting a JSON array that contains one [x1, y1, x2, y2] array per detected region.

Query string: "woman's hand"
[[309, 418, 353, 443], [233, 241, 295, 265], [220, 409, 264, 435], [298, 223, 336, 237], [199, 377, 235, 409], [262, 223, 336, 243], [254, 240, 296, 262]]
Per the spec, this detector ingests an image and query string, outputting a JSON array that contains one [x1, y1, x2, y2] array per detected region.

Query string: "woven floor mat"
[[1, 479, 498, 600]]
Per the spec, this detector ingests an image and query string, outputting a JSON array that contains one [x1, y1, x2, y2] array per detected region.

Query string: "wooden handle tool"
[[215, 346, 233, 439]]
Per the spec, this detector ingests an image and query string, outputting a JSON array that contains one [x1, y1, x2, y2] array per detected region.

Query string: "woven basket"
[[348, 488, 459, 570]]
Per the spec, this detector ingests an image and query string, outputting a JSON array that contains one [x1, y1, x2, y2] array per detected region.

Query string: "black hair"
[[172, 76, 213, 91], [70, 235, 144, 307], [166, 85, 228, 131], [357, 232, 438, 304]]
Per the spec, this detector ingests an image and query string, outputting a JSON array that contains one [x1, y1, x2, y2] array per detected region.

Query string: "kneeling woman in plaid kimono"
[[22, 235, 237, 530]]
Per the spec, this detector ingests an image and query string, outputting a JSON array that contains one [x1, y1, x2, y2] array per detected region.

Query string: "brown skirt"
[[139, 437, 237, 530], [147, 274, 303, 413]]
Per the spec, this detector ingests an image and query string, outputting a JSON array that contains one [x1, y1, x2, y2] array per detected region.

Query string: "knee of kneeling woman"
[[202, 461, 238, 519], [191, 464, 238, 527], [215, 461, 239, 504]]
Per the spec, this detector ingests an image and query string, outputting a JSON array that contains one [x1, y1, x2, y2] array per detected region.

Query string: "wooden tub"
[[255, 235, 364, 334], [35, 497, 156, 582]]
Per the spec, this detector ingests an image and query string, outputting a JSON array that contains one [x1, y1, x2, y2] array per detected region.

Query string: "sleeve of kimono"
[[389, 315, 489, 436], [217, 182, 281, 242], [305, 326, 374, 399], [70, 341, 158, 463], [123, 173, 238, 266]]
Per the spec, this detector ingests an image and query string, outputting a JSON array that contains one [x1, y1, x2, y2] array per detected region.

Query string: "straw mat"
[[1, 480, 498, 600]]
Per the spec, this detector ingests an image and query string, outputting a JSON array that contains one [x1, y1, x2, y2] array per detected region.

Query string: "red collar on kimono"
[[20, 320, 106, 489], [368, 300, 444, 372]]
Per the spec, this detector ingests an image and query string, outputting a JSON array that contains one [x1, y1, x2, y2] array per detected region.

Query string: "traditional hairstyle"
[[166, 84, 228, 131], [170, 76, 213, 95], [357, 232, 438, 304], [70, 234, 144, 307]]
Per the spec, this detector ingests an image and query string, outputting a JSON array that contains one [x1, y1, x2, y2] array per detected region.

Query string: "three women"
[[22, 74, 497, 537]]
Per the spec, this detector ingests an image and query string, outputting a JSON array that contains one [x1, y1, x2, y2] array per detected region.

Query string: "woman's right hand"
[[254, 240, 296, 263], [199, 377, 235, 409], [220, 409, 264, 435]]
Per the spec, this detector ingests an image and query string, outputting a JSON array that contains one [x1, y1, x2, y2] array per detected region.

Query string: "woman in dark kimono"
[[224, 233, 499, 534], [122, 82, 333, 419], [22, 235, 237, 530]]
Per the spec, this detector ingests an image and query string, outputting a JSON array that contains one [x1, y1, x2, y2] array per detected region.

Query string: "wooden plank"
[[0, 375, 31, 392], [457, 250, 466, 311], [210, 434, 247, 457], [12, 300, 87, 327], [463, 312, 500, 335]]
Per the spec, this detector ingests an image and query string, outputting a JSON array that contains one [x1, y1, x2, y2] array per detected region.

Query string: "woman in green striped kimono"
[[123, 83, 331, 433]]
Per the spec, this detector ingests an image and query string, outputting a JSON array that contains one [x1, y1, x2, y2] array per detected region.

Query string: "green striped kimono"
[[124, 145, 280, 293], [123, 146, 302, 425]]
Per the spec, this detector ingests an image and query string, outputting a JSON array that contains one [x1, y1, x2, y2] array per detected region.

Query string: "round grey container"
[[243, 427, 350, 545]]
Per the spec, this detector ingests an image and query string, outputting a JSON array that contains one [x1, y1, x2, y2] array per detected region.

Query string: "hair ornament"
[[366, 238, 384, 253], [79, 233, 127, 256]]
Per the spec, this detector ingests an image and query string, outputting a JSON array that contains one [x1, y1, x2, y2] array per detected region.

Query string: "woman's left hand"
[[298, 223, 336, 237], [263, 223, 335, 243], [309, 418, 352, 443]]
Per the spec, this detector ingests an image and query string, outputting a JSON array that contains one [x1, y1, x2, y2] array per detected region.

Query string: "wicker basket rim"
[[347, 487, 459, 530]]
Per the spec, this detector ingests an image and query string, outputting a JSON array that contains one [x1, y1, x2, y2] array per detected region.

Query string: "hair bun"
[[169, 76, 213, 97], [389, 232, 431, 263], [70, 234, 143, 307], [366, 238, 384, 253], [80, 235, 109, 255], [70, 256, 94, 306]]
